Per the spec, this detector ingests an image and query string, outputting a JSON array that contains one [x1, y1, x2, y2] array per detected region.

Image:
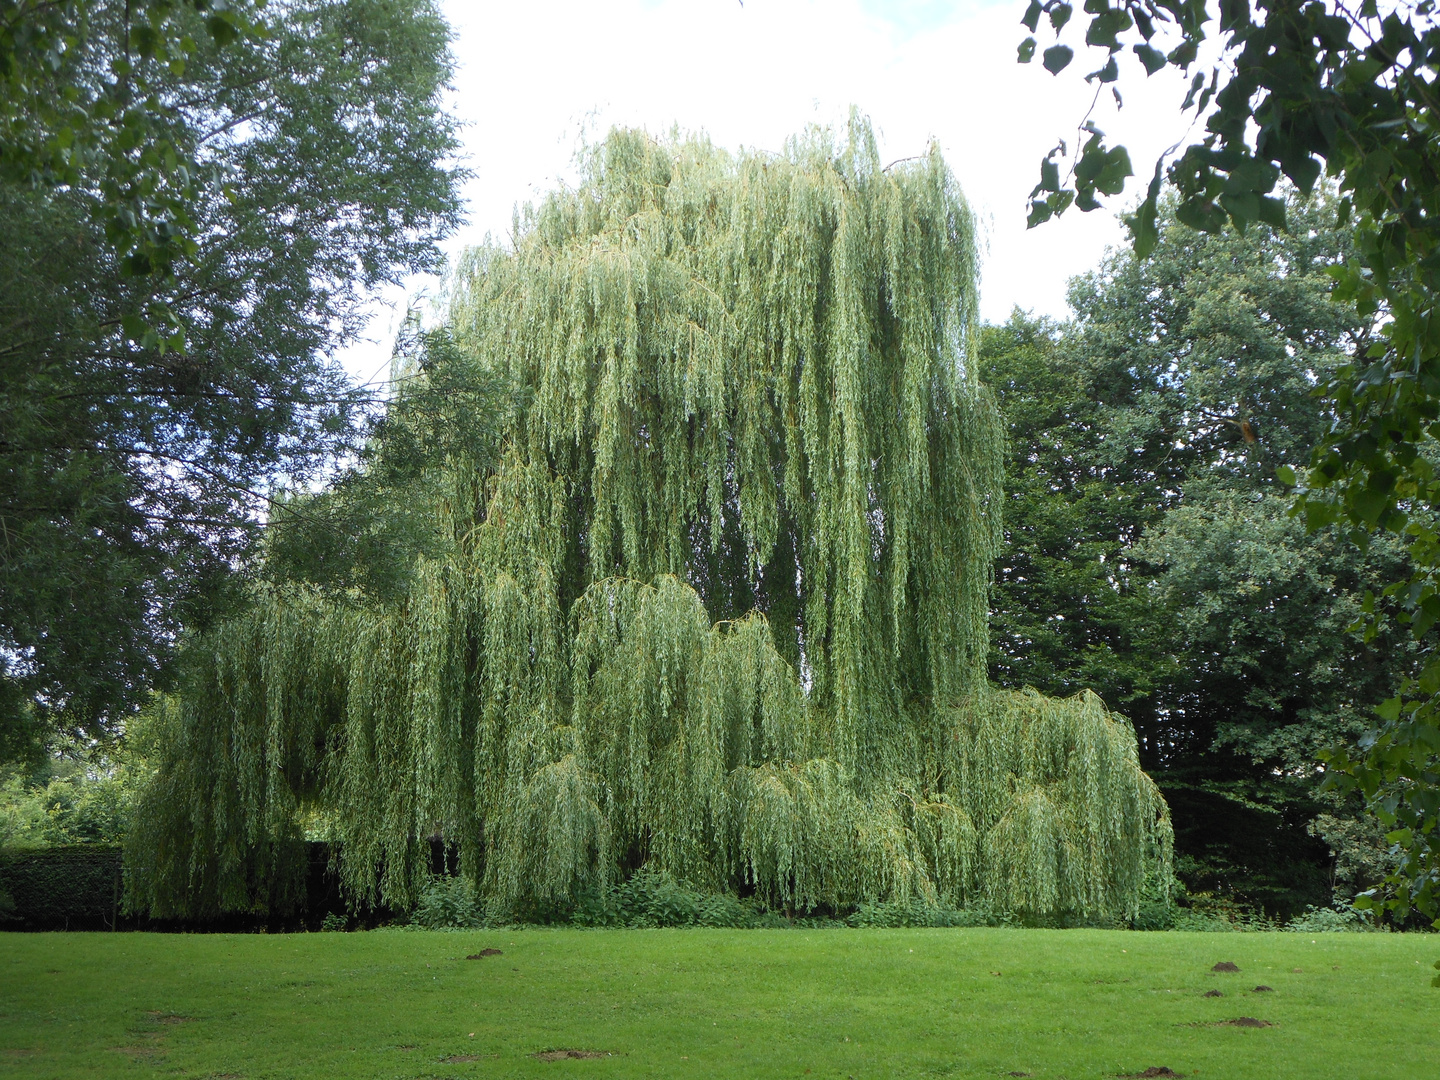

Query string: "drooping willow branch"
[[126, 118, 1171, 922]]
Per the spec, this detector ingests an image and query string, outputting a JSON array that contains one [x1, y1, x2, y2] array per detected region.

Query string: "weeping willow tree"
[[127, 118, 1171, 922]]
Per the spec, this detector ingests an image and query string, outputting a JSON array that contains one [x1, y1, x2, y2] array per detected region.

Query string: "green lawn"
[[1, 928, 1436, 1079]]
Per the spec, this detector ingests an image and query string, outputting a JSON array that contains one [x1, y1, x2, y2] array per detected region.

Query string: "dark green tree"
[[984, 195, 1411, 913], [982, 312, 1171, 713], [1018, 0, 1440, 942], [262, 325, 510, 603], [0, 0, 462, 759]]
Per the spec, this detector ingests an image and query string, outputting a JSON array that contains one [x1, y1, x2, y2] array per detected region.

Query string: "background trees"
[[1, 0, 264, 285], [1018, 0, 1440, 938], [0, 0, 462, 760], [983, 194, 1412, 915]]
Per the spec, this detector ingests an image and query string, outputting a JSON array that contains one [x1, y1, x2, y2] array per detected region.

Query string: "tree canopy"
[[125, 121, 1172, 924], [1019, 0, 1440, 943], [1, 0, 264, 288], [983, 192, 1414, 916], [0, 0, 462, 760]]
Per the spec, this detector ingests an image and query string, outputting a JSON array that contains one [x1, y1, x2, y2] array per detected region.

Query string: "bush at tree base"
[[125, 119, 1172, 925]]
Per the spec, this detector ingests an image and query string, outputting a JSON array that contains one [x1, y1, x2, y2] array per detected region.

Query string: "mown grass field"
[[1, 928, 1436, 1079]]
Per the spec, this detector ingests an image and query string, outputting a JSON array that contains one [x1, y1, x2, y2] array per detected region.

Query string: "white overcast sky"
[[340, 0, 1202, 383]]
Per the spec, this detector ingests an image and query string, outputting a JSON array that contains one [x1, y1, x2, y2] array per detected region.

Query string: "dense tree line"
[[2, 0, 1428, 928], [1019, 0, 1440, 938], [983, 194, 1411, 916]]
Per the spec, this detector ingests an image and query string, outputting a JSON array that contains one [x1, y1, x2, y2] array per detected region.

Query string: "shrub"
[[566, 869, 759, 928], [1163, 893, 1279, 932], [846, 899, 1005, 928], [1285, 904, 1379, 933], [412, 875, 483, 929]]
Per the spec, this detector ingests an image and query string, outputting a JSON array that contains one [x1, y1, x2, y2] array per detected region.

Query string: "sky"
[[340, 0, 1203, 382]]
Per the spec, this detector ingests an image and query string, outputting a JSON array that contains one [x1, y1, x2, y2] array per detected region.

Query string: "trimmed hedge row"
[[0, 841, 369, 931], [0, 845, 123, 930]]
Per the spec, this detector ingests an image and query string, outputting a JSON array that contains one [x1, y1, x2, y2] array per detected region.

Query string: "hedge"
[[0, 845, 123, 931], [0, 841, 403, 931]]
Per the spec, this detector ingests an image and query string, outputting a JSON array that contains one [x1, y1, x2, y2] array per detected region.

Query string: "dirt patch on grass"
[[1251, 985, 1273, 992], [1210, 962, 1239, 972], [112, 1012, 190, 1062], [1218, 1017, 1271, 1028], [532, 1049, 613, 1061], [466, 948, 503, 959], [1202, 989, 1223, 998], [1118, 1069, 1184, 1079], [111, 1043, 165, 1062]]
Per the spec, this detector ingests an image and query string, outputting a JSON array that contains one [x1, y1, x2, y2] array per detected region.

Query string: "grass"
[[1, 928, 1436, 1079]]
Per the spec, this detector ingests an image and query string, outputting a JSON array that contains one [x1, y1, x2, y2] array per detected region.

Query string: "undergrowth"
[[392, 868, 1388, 933]]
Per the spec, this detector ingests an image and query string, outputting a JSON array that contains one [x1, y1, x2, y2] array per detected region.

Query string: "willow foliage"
[[127, 119, 1171, 923]]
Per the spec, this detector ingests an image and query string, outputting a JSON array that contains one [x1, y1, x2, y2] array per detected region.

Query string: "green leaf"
[[1180, 71, 1204, 111], [1304, 495, 1338, 531], [1175, 196, 1227, 234], [1043, 45, 1074, 74], [1133, 43, 1166, 75], [1276, 464, 1297, 486], [1089, 55, 1119, 83], [1219, 0, 1253, 32], [1075, 141, 1132, 196], [1124, 163, 1164, 257], [1039, 159, 1060, 192], [1420, 655, 1440, 694], [1349, 484, 1390, 525], [1049, 3, 1073, 31], [208, 15, 238, 47], [1027, 189, 1073, 228], [1085, 8, 1133, 49], [1021, 0, 1043, 32], [1256, 195, 1287, 230], [1219, 189, 1258, 230], [1095, 146, 1131, 193], [1169, 39, 1198, 66], [1018, 37, 1037, 63], [1377, 697, 1403, 723]]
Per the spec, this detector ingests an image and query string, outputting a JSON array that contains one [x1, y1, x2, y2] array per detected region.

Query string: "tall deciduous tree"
[[126, 122, 1173, 924], [0, 0, 462, 760]]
